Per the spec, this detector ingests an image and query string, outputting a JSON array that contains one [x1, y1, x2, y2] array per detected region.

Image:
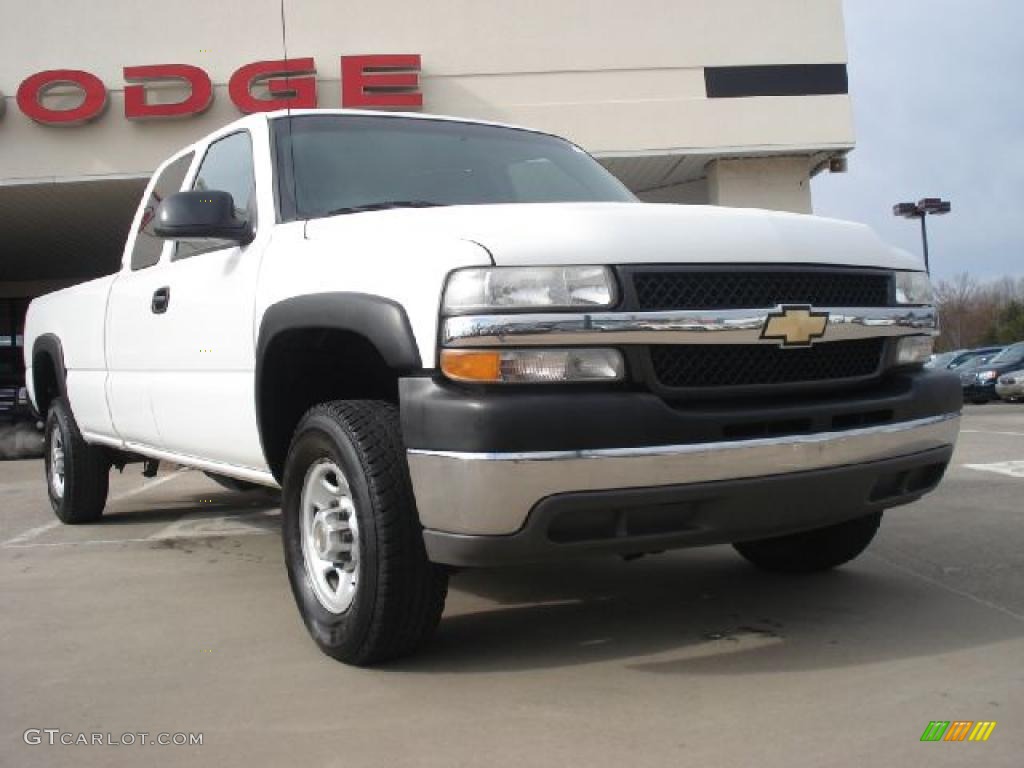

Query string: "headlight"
[[895, 336, 934, 366], [895, 271, 933, 304], [977, 370, 998, 382], [442, 266, 615, 313], [440, 348, 624, 383]]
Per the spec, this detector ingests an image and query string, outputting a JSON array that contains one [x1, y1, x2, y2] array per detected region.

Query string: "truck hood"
[[304, 202, 922, 271]]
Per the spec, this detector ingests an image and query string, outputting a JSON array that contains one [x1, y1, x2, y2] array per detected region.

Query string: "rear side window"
[[130, 152, 194, 271], [174, 131, 255, 261]]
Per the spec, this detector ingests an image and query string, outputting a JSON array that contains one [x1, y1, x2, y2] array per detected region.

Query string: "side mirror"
[[153, 190, 254, 245]]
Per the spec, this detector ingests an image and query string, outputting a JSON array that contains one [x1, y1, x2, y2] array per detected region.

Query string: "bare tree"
[[933, 273, 978, 350], [933, 273, 1024, 350]]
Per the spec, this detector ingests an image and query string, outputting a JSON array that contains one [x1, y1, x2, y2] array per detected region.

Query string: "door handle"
[[151, 286, 170, 314]]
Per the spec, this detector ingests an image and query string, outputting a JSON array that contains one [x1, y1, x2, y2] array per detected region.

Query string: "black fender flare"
[[30, 333, 68, 414], [256, 293, 422, 373], [254, 292, 423, 476]]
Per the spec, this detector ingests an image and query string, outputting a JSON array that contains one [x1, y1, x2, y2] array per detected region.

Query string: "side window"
[[130, 152, 194, 271], [174, 131, 256, 261]]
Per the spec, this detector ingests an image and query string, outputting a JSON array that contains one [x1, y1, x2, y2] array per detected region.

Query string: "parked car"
[[945, 346, 1006, 371], [995, 369, 1024, 402], [963, 342, 1024, 403], [925, 349, 964, 369], [1, 333, 32, 424], [0, 384, 32, 423], [957, 352, 1002, 386], [23, 110, 960, 665]]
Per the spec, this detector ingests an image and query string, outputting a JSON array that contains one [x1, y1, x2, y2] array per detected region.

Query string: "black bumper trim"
[[400, 370, 962, 454], [422, 445, 952, 567], [962, 383, 998, 402]]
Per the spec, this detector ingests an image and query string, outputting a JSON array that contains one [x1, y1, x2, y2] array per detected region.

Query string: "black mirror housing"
[[153, 190, 254, 245]]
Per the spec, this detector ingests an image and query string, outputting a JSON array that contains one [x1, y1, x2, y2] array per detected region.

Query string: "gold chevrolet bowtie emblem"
[[761, 306, 829, 347]]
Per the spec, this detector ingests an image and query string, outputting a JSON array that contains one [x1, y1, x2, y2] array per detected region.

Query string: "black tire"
[[203, 472, 262, 493], [733, 512, 882, 573], [44, 396, 110, 524], [281, 400, 448, 665]]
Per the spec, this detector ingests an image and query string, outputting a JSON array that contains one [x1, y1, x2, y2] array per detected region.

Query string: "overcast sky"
[[812, 0, 1024, 281]]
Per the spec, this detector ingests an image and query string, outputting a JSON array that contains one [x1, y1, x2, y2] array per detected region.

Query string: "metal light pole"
[[893, 198, 951, 274]]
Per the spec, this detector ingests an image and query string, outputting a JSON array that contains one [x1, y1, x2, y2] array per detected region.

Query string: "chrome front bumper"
[[408, 413, 960, 536]]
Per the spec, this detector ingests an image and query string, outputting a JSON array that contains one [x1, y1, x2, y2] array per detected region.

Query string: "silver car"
[[996, 369, 1024, 401]]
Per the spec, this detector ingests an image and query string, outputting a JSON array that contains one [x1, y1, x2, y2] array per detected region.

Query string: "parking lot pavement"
[[2, 405, 1023, 767]]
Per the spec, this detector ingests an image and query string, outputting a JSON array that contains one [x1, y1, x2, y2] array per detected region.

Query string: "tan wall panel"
[[1, 0, 852, 185], [708, 156, 813, 213], [2, 0, 847, 84]]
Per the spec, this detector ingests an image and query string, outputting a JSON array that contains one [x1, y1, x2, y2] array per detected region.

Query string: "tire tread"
[[287, 400, 447, 665], [733, 512, 882, 573], [47, 396, 109, 524]]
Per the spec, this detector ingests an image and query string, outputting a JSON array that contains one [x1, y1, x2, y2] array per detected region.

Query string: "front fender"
[[253, 292, 423, 479], [255, 293, 422, 373]]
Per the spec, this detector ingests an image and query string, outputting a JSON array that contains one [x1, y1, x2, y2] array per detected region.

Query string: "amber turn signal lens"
[[441, 348, 625, 383], [440, 350, 503, 382]]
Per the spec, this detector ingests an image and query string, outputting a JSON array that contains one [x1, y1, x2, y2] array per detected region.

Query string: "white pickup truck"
[[24, 109, 961, 665]]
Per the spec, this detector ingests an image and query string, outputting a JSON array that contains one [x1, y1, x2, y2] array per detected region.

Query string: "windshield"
[[951, 350, 995, 368], [926, 351, 958, 368], [991, 344, 1024, 365], [272, 115, 635, 221], [963, 355, 996, 369]]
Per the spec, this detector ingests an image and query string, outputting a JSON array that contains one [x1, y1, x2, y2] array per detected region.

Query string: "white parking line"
[[1, 470, 188, 548], [961, 429, 1024, 437], [4, 527, 277, 549], [867, 552, 1024, 623], [108, 469, 189, 502], [145, 509, 279, 541], [2, 519, 62, 548], [963, 461, 1024, 479], [7, 537, 166, 548]]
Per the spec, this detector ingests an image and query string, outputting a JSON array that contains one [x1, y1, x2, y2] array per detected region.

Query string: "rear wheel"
[[281, 400, 448, 665], [733, 512, 882, 573], [44, 396, 110, 524]]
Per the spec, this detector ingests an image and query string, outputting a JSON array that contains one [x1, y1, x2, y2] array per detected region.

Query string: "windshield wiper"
[[323, 200, 445, 217]]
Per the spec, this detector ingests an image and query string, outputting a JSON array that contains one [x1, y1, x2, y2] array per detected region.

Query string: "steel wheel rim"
[[49, 424, 65, 499], [300, 459, 360, 614]]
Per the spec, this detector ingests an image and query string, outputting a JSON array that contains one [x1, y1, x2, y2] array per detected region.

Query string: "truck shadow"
[[64, 472, 1022, 677], [97, 489, 280, 527], [392, 549, 1024, 675]]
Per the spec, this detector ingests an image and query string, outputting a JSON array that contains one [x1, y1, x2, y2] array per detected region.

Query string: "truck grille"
[[650, 338, 886, 389], [632, 270, 892, 310]]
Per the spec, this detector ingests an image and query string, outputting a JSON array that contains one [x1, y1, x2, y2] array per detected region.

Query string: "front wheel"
[[44, 396, 110, 524], [281, 400, 448, 665], [733, 512, 882, 573]]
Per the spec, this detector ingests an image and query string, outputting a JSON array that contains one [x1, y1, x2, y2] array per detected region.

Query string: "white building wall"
[[0, 0, 856, 288], [708, 156, 814, 214], [0, 0, 854, 193]]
